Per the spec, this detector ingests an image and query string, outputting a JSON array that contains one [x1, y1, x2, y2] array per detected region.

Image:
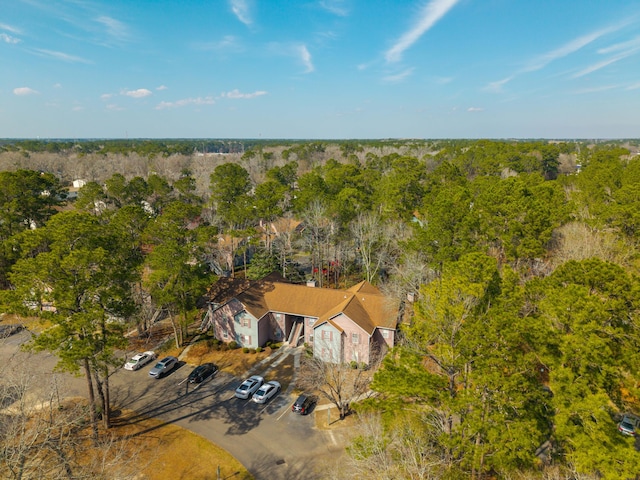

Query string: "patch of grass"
[[112, 414, 253, 480], [263, 353, 295, 392], [1, 314, 51, 334], [182, 342, 271, 376], [314, 406, 359, 430]]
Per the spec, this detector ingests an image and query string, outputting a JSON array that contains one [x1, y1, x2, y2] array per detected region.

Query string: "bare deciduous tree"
[[0, 358, 142, 480], [342, 413, 449, 480], [299, 346, 382, 420]]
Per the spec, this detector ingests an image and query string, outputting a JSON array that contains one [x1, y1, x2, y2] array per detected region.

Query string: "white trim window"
[[381, 329, 389, 339], [352, 333, 359, 344], [322, 330, 332, 341]]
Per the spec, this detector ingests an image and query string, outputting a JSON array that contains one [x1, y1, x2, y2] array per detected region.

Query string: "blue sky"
[[2, 0, 640, 139]]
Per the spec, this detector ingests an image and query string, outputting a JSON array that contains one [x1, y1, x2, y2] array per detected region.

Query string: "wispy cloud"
[[106, 104, 125, 111], [484, 76, 514, 93], [33, 48, 91, 63], [572, 50, 638, 78], [229, 0, 252, 26], [194, 35, 242, 53], [486, 23, 626, 92], [95, 16, 129, 43], [319, 0, 349, 17], [627, 82, 640, 90], [155, 97, 216, 109], [383, 67, 414, 83], [385, 0, 460, 63], [270, 43, 315, 73], [523, 25, 623, 73], [573, 84, 619, 94], [222, 89, 267, 99], [124, 89, 153, 98], [13, 87, 39, 96], [0, 22, 21, 34], [156, 85, 168, 91], [0, 33, 21, 44], [598, 35, 640, 54], [467, 107, 483, 112], [297, 44, 314, 73]]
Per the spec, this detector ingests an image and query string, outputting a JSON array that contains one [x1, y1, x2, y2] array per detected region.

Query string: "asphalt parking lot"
[[0, 330, 341, 480]]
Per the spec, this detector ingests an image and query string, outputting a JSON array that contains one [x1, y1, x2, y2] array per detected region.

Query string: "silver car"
[[235, 375, 264, 399], [252, 381, 281, 404], [148, 356, 178, 378]]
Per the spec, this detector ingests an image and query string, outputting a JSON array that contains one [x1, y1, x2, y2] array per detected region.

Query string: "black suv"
[[292, 394, 315, 415]]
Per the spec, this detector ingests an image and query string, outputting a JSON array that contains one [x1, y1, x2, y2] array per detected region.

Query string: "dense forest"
[[1, 138, 640, 479]]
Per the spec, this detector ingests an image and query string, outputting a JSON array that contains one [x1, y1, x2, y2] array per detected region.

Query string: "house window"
[[243, 334, 251, 345], [222, 330, 228, 339], [381, 329, 389, 339], [322, 330, 332, 341], [242, 317, 251, 328], [308, 318, 316, 327], [352, 333, 359, 344]]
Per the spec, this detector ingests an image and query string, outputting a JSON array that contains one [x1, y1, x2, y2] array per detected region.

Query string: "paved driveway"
[[0, 331, 343, 480]]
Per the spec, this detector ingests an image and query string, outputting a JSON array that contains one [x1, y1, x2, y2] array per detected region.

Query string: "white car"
[[123, 351, 156, 371], [252, 380, 281, 404], [235, 375, 264, 399]]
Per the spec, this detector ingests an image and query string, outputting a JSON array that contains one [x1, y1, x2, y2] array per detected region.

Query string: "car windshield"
[[621, 421, 634, 429], [239, 384, 249, 390], [129, 359, 138, 364], [153, 363, 163, 368]]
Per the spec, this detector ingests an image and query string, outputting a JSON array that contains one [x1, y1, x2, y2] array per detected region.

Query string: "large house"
[[200, 274, 399, 365]]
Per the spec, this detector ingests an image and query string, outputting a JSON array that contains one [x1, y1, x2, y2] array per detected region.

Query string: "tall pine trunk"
[[83, 358, 99, 442]]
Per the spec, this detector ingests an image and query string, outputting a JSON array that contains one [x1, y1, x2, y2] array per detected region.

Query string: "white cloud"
[[572, 84, 619, 94], [155, 97, 216, 109], [222, 89, 267, 99], [13, 87, 39, 96], [194, 35, 242, 52], [572, 51, 634, 78], [95, 16, 129, 42], [319, 0, 349, 16], [101, 93, 115, 100], [598, 35, 640, 54], [627, 82, 640, 90], [298, 44, 314, 73], [124, 89, 152, 98], [385, 0, 460, 63], [383, 67, 414, 83], [229, 0, 252, 26], [106, 104, 125, 111], [33, 49, 91, 63], [0, 23, 21, 34], [72, 106, 84, 111], [0, 33, 21, 44], [467, 107, 483, 112], [484, 76, 514, 93], [523, 25, 622, 73], [156, 85, 168, 91]]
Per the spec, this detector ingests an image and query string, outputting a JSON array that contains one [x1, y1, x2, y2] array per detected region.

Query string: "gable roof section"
[[228, 277, 398, 334]]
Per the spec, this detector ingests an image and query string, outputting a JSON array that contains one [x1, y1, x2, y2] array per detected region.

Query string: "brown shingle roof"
[[222, 277, 398, 333]]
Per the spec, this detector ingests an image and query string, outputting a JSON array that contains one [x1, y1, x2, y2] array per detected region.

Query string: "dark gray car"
[[148, 356, 178, 378]]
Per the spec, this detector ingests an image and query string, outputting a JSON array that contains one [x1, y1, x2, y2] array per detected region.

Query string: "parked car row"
[[234, 375, 282, 404], [124, 351, 316, 414]]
